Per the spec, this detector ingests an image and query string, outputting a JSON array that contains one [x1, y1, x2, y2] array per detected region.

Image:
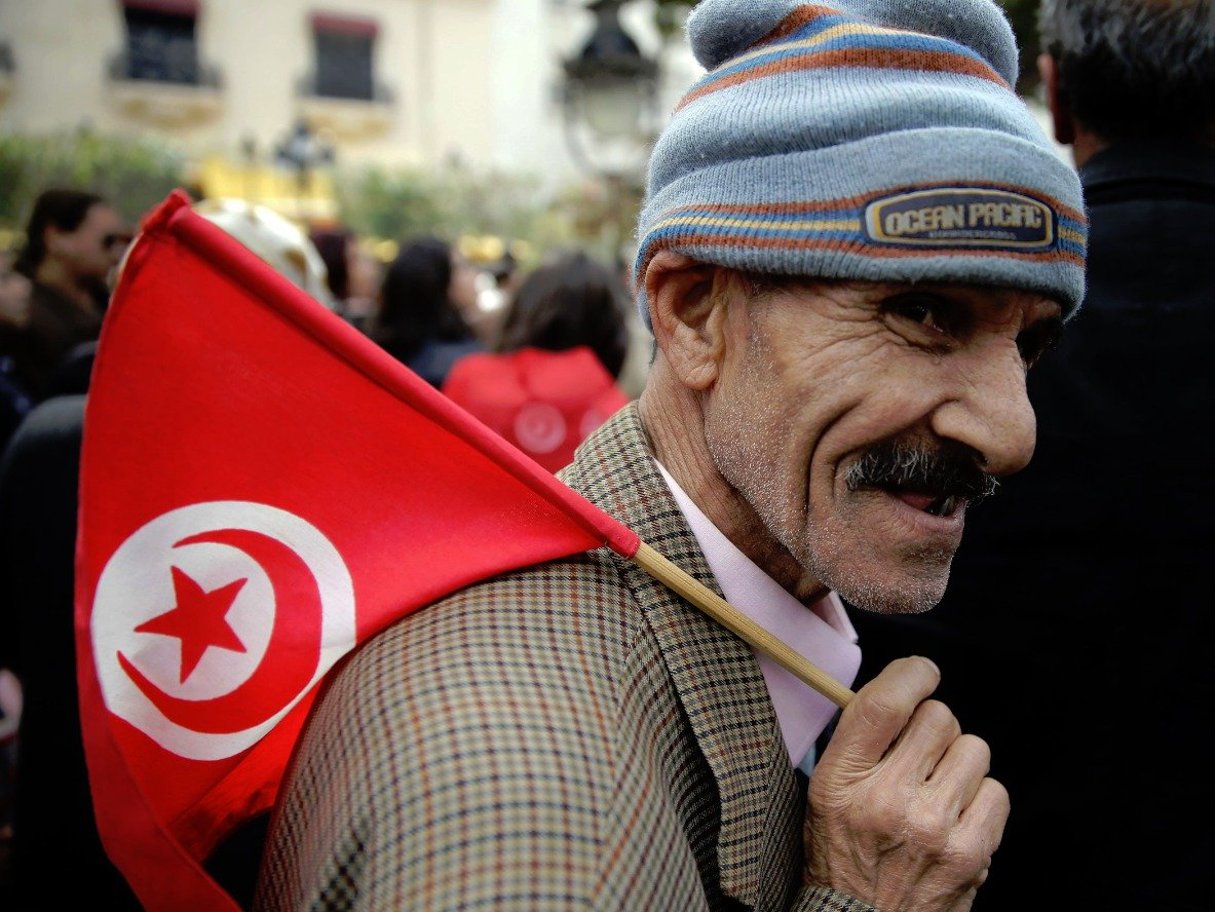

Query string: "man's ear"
[[643, 250, 731, 390], [1037, 53, 1075, 146]]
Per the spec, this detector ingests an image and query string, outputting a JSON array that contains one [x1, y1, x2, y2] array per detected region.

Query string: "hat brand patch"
[[863, 189, 1055, 248]]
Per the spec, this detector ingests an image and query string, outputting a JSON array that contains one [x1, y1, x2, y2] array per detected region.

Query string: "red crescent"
[[117, 527, 324, 734]]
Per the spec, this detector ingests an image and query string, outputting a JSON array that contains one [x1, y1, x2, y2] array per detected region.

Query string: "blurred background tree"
[[0, 129, 184, 237], [333, 164, 599, 269], [652, 0, 694, 42], [1001, 0, 1045, 95], [0, 130, 621, 272]]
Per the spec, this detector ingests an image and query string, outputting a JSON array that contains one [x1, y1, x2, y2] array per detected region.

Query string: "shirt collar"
[[654, 461, 861, 765]]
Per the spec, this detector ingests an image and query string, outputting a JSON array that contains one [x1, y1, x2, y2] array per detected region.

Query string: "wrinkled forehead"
[[736, 269, 1062, 315]]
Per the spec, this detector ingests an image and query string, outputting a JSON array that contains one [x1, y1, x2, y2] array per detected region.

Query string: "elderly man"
[[255, 1, 1085, 909]]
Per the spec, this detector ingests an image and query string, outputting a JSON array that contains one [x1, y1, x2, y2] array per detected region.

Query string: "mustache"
[[843, 439, 999, 504]]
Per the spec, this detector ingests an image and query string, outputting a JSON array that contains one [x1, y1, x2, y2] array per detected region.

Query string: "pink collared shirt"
[[655, 461, 862, 769]]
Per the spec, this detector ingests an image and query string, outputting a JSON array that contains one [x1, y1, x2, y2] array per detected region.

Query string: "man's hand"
[[804, 656, 1008, 911]]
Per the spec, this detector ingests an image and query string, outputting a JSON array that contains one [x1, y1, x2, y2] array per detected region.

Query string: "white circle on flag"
[[91, 501, 356, 761], [514, 402, 566, 455]]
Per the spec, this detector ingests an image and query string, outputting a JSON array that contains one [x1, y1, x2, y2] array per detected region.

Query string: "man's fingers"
[[956, 776, 1010, 864], [927, 732, 992, 811], [831, 656, 942, 766], [882, 698, 962, 782]]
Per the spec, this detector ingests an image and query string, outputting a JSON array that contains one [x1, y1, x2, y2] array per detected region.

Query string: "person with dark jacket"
[[368, 236, 484, 388], [850, 2, 1215, 908], [0, 190, 130, 405], [0, 397, 142, 911]]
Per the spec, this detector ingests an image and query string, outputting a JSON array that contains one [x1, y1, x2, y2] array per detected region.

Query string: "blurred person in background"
[[468, 248, 522, 345], [0, 253, 31, 330], [0, 254, 34, 454], [309, 226, 380, 332], [0, 392, 141, 912], [442, 249, 631, 472], [849, 1, 1215, 909], [0, 189, 130, 406], [489, 249, 521, 305], [495, 249, 628, 380], [369, 235, 484, 388]]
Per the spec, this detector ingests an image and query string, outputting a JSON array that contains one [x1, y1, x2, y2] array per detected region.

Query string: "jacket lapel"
[[565, 405, 804, 909]]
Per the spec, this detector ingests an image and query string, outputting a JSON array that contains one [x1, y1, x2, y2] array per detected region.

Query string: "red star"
[[136, 565, 249, 683]]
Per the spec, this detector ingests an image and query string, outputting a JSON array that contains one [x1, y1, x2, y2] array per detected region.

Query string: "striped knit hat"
[[634, 0, 1088, 329]]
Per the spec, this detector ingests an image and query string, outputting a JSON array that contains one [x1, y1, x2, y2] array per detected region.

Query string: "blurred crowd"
[[0, 187, 649, 457], [0, 184, 649, 906]]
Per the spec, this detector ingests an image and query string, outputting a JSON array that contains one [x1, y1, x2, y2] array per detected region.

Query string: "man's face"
[[702, 276, 1061, 614], [51, 203, 130, 283]]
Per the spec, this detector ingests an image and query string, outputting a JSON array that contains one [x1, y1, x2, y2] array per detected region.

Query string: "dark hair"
[[14, 188, 107, 276], [309, 228, 352, 301], [495, 250, 629, 378], [371, 235, 473, 361], [1039, 0, 1215, 143]]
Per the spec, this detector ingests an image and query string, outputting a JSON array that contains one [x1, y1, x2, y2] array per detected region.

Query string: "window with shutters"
[[309, 13, 378, 101], [118, 0, 208, 86]]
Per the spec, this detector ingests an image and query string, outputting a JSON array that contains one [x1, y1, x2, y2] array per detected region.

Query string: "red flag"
[[75, 190, 640, 911]]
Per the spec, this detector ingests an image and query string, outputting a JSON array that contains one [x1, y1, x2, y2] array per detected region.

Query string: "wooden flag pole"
[[630, 541, 855, 708]]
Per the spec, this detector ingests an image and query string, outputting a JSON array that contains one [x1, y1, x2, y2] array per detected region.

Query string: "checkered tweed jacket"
[[255, 404, 874, 911]]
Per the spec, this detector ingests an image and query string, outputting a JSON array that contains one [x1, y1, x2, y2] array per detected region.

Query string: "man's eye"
[[1017, 318, 1064, 367], [884, 294, 949, 333]]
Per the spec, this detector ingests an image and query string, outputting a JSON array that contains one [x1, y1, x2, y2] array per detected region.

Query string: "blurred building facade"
[[0, 0, 699, 205]]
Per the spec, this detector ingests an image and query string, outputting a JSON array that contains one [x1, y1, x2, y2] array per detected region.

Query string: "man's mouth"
[[888, 488, 962, 518], [925, 494, 960, 517], [843, 439, 997, 520]]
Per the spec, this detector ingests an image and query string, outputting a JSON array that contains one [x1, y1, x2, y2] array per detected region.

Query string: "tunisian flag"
[[75, 191, 640, 911]]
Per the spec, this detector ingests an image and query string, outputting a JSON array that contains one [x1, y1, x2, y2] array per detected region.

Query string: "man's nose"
[[929, 343, 1036, 477]]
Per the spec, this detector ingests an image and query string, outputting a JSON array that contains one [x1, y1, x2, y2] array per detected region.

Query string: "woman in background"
[[370, 235, 483, 388], [442, 249, 630, 472], [309, 226, 380, 332]]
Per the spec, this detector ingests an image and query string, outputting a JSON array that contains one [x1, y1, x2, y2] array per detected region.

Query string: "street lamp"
[[561, 0, 659, 265], [561, 0, 659, 178], [273, 118, 336, 222], [275, 119, 335, 192]]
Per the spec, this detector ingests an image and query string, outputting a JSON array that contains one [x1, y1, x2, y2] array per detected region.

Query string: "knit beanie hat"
[[634, 0, 1088, 329]]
